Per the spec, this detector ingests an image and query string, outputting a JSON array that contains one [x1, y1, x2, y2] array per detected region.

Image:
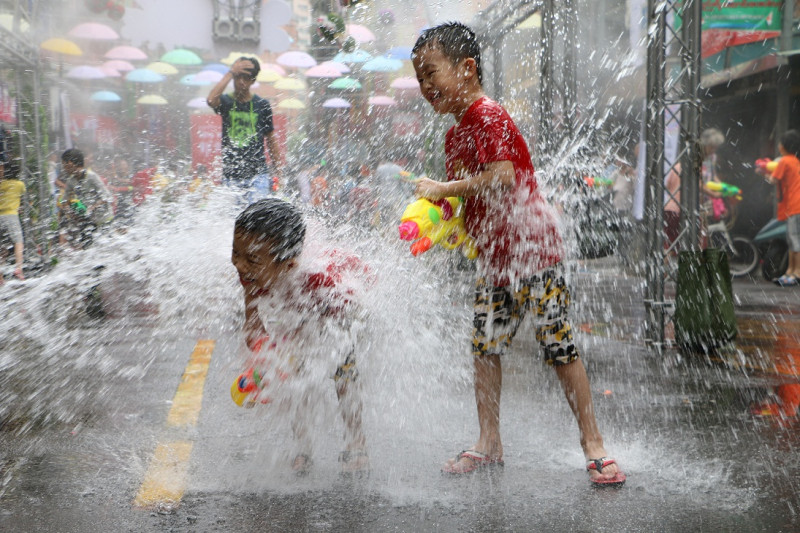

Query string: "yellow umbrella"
[[40, 38, 83, 56], [274, 77, 306, 91], [277, 98, 306, 110], [146, 61, 179, 76], [257, 69, 281, 83], [220, 52, 259, 65], [137, 94, 168, 105]]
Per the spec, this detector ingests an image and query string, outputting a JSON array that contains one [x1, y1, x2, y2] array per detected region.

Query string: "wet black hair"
[[238, 56, 260, 81], [780, 129, 800, 157], [0, 157, 20, 180], [61, 148, 84, 167], [234, 197, 306, 262], [412, 21, 482, 84]]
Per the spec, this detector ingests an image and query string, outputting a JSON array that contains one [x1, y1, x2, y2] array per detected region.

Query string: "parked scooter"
[[753, 218, 788, 281]]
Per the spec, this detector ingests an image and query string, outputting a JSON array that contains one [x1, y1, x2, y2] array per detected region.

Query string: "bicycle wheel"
[[726, 236, 760, 277]]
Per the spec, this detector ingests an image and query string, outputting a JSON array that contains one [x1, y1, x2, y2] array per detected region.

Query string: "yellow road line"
[[134, 339, 215, 509], [167, 339, 215, 427], [133, 441, 193, 508]]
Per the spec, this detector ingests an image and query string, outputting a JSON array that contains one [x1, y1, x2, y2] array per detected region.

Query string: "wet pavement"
[[1, 247, 799, 532]]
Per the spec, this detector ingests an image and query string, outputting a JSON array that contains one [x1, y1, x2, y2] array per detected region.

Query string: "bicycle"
[[705, 204, 760, 278]]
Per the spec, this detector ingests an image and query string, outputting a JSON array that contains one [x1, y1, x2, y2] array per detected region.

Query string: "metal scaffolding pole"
[[643, 0, 702, 348]]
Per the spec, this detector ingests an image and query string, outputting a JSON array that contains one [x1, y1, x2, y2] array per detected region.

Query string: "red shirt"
[[445, 97, 562, 286], [773, 154, 800, 220]]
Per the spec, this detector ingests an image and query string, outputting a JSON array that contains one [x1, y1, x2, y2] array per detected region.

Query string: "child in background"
[[411, 22, 624, 485], [0, 158, 26, 281], [231, 198, 371, 475], [761, 129, 800, 286]]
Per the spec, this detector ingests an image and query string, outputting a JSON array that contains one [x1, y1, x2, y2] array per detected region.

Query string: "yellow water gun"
[[398, 197, 477, 259]]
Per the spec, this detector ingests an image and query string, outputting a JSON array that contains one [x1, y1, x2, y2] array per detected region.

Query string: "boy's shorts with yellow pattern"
[[472, 263, 579, 366]]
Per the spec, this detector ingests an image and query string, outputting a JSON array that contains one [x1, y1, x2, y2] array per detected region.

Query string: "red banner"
[[70, 113, 119, 150], [190, 113, 222, 172]]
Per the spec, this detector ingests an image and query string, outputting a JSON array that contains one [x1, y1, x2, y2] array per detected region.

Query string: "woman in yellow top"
[[0, 158, 26, 281]]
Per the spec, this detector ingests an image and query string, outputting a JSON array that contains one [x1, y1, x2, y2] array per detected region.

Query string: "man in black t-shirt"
[[207, 56, 282, 189]]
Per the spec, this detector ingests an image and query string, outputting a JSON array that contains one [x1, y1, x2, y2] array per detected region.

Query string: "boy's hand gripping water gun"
[[230, 336, 290, 407], [398, 197, 478, 259], [704, 181, 742, 200], [755, 157, 780, 174]]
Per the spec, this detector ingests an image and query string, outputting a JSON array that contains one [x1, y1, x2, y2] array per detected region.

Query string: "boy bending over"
[[411, 22, 625, 485], [231, 198, 370, 474]]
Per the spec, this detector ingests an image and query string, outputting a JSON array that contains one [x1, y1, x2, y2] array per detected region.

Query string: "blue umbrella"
[[362, 56, 403, 72], [333, 49, 373, 64], [90, 90, 121, 102], [125, 68, 165, 83], [203, 63, 229, 75], [180, 74, 212, 86], [387, 46, 412, 61]]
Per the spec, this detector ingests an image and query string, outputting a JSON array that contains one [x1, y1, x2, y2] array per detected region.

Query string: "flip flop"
[[586, 457, 626, 487], [441, 450, 504, 475], [774, 275, 799, 287]]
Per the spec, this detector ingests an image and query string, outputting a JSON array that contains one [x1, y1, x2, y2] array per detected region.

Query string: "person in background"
[[108, 155, 135, 226], [0, 158, 26, 281], [59, 148, 113, 249], [206, 56, 282, 194]]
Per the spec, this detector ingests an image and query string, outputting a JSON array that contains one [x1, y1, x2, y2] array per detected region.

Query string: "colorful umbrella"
[[277, 98, 306, 110], [194, 70, 224, 83], [322, 97, 351, 109], [137, 94, 168, 105], [40, 38, 82, 56], [91, 90, 121, 102], [387, 46, 413, 61], [147, 62, 179, 76], [99, 65, 121, 78], [161, 48, 202, 66], [321, 60, 350, 74], [203, 63, 229, 74], [105, 45, 148, 61], [368, 95, 397, 106], [362, 56, 403, 72], [390, 77, 418, 90], [277, 51, 317, 69], [346, 24, 376, 44], [263, 63, 287, 76], [328, 77, 361, 90], [333, 50, 373, 64], [274, 77, 306, 91], [125, 68, 165, 83], [187, 97, 209, 108], [103, 59, 135, 72], [66, 65, 106, 80], [256, 69, 281, 83], [304, 64, 343, 79], [68, 22, 119, 40]]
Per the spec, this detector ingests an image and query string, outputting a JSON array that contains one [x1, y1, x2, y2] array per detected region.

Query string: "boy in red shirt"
[[231, 198, 371, 475], [412, 22, 624, 485]]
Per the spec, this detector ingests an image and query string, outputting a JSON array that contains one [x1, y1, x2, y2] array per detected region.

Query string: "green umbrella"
[[328, 77, 362, 90], [161, 48, 202, 66]]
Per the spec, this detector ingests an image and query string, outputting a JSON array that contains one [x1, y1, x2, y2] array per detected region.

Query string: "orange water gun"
[[398, 197, 477, 259]]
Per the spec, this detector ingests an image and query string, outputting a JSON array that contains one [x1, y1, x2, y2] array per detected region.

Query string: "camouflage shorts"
[[472, 263, 579, 365]]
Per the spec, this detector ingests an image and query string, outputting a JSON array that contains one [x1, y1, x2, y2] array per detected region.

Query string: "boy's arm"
[[413, 161, 515, 200], [243, 290, 268, 349]]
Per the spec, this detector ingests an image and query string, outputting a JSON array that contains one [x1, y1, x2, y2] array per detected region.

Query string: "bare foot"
[[292, 454, 312, 474], [339, 449, 369, 476]]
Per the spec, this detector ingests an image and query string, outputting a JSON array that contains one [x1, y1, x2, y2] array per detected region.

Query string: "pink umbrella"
[[66, 65, 107, 80], [322, 97, 351, 109], [391, 77, 419, 90], [105, 45, 148, 61], [99, 65, 121, 78], [321, 60, 350, 74], [187, 97, 209, 109], [346, 24, 376, 44], [103, 59, 135, 72], [277, 51, 317, 69], [68, 22, 120, 40], [304, 64, 342, 78], [369, 95, 397, 106]]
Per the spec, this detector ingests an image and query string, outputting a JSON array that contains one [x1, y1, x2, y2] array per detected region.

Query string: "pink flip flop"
[[587, 457, 626, 487], [442, 450, 504, 475]]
